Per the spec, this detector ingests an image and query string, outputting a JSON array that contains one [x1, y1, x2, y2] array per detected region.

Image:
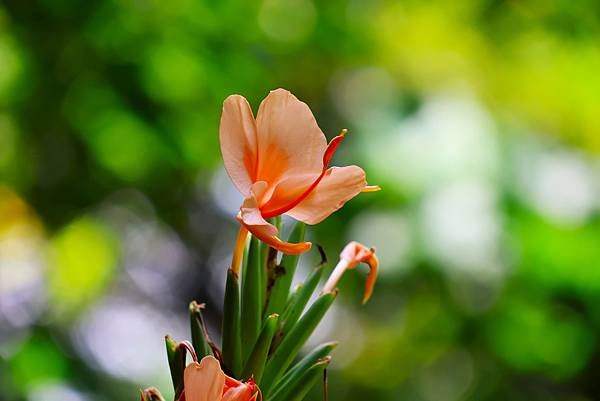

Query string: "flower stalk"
[[145, 89, 380, 401]]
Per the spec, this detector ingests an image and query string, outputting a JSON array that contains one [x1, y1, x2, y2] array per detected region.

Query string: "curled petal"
[[238, 212, 312, 255], [322, 241, 379, 304], [140, 387, 166, 401], [222, 384, 254, 401], [238, 182, 312, 255], [222, 376, 259, 401], [239, 183, 278, 238]]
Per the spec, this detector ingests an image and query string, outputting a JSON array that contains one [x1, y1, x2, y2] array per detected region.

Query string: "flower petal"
[[239, 182, 278, 238], [259, 173, 317, 217], [322, 241, 379, 304], [222, 384, 253, 401], [237, 211, 311, 255], [260, 131, 347, 218], [255, 89, 327, 187], [238, 182, 311, 254], [340, 241, 379, 303], [286, 166, 366, 225], [220, 95, 258, 196], [183, 356, 226, 401]]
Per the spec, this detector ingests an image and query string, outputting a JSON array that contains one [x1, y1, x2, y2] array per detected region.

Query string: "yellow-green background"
[[1, 0, 600, 400]]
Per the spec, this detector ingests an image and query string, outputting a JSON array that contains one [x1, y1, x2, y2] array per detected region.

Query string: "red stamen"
[[179, 340, 198, 362]]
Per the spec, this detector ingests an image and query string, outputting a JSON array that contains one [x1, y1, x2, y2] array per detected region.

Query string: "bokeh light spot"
[[141, 43, 206, 103], [9, 333, 69, 391], [258, 0, 316, 43], [0, 34, 25, 104], [48, 217, 119, 318]]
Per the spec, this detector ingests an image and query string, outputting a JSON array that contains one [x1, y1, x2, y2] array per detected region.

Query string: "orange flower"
[[183, 356, 260, 401], [322, 241, 379, 304], [220, 89, 379, 273]]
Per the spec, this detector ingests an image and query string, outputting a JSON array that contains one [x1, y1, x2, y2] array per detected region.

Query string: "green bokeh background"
[[1, 1, 600, 400]]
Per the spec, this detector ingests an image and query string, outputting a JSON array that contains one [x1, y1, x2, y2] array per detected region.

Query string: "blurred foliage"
[[1, 1, 600, 401]]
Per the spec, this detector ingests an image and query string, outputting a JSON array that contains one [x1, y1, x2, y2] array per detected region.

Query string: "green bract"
[[165, 223, 341, 400]]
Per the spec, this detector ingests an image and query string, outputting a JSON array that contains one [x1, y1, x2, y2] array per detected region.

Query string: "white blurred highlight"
[[347, 211, 412, 275], [364, 94, 499, 193], [210, 167, 244, 217], [73, 296, 186, 384], [421, 180, 504, 279], [301, 304, 365, 369], [515, 145, 598, 226], [27, 382, 91, 401]]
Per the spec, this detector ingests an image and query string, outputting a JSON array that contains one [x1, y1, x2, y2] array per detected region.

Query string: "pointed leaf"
[[270, 341, 337, 397], [190, 301, 213, 359], [264, 222, 306, 317], [165, 336, 185, 399], [241, 235, 263, 364], [279, 265, 324, 340], [242, 313, 279, 382], [222, 268, 242, 376], [260, 291, 337, 392], [269, 357, 331, 401]]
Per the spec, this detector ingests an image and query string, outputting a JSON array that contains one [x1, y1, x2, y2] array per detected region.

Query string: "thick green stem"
[[222, 269, 242, 376]]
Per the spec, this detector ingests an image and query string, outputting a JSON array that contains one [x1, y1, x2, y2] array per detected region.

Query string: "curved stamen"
[[179, 340, 198, 362], [362, 185, 381, 192], [231, 226, 249, 277]]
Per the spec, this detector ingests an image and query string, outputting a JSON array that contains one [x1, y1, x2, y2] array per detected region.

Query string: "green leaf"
[[242, 313, 279, 382], [279, 265, 324, 340], [165, 336, 185, 399], [270, 341, 337, 397], [241, 235, 263, 364], [189, 301, 213, 359], [222, 268, 242, 376], [270, 283, 303, 351], [260, 291, 337, 392], [264, 222, 306, 317], [268, 356, 331, 401]]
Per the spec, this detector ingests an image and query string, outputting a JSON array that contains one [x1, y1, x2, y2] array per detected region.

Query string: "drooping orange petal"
[[237, 212, 312, 255], [183, 356, 226, 401], [254, 89, 327, 187], [362, 254, 379, 303], [237, 182, 311, 255], [220, 95, 258, 196], [286, 166, 366, 225], [322, 241, 379, 304], [239, 182, 278, 237]]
